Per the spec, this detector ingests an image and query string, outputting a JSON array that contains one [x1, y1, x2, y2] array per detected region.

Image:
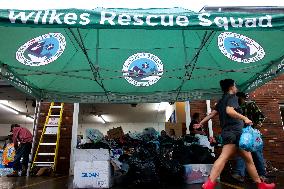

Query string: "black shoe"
[[231, 173, 245, 183], [21, 170, 27, 177], [260, 176, 269, 183], [21, 165, 27, 176]]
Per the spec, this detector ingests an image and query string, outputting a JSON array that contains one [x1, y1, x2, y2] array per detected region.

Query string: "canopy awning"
[[0, 8, 284, 103]]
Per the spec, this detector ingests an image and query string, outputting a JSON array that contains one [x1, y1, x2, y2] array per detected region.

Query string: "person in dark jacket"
[[195, 79, 275, 189], [7, 124, 33, 177], [232, 92, 267, 182]]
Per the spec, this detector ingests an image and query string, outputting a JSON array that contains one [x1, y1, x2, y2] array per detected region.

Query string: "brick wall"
[[190, 74, 284, 170], [250, 74, 284, 170]]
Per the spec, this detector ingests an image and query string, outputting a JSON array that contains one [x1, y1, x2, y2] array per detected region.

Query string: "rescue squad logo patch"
[[122, 53, 163, 87], [218, 32, 265, 63], [16, 33, 66, 66]]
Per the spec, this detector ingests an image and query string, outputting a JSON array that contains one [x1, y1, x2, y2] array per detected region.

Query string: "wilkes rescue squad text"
[[9, 10, 273, 30]]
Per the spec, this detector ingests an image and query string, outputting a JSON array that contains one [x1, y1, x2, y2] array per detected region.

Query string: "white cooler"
[[184, 164, 215, 184], [73, 149, 111, 188]]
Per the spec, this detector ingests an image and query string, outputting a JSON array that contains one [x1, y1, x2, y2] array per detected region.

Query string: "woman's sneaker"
[[202, 179, 217, 189], [257, 182, 276, 189]]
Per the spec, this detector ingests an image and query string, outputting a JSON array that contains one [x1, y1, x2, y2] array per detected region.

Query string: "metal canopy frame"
[[201, 6, 284, 13]]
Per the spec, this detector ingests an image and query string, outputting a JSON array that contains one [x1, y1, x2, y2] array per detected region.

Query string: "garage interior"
[[0, 5, 284, 189], [0, 76, 284, 188]]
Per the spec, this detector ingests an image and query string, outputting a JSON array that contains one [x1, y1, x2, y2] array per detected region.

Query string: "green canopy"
[[0, 8, 284, 103]]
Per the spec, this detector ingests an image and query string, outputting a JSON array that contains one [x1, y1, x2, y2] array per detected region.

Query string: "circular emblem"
[[16, 33, 66, 66], [218, 32, 265, 63], [122, 53, 163, 87]]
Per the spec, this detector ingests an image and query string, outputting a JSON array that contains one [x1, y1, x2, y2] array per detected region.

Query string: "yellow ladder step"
[[39, 143, 56, 146], [46, 124, 59, 127], [38, 153, 55, 156], [33, 162, 54, 167], [51, 106, 63, 109]]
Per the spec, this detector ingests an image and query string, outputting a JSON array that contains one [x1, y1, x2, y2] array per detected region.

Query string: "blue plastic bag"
[[239, 126, 263, 152], [239, 127, 253, 151]]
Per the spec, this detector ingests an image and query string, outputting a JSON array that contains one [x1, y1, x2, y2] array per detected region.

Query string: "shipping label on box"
[[74, 161, 111, 188]]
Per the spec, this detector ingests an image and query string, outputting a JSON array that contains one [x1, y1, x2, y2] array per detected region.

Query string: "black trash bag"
[[159, 135, 174, 146], [122, 142, 160, 186], [157, 158, 184, 184], [118, 134, 142, 149], [183, 135, 199, 144], [172, 145, 193, 164], [172, 144, 215, 164], [129, 159, 159, 184], [189, 144, 215, 164], [80, 141, 110, 149], [118, 154, 130, 162]]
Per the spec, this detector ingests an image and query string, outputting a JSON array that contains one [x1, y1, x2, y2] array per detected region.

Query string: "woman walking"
[[194, 79, 275, 189]]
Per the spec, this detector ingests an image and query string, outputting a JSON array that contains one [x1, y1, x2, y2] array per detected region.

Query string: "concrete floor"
[[0, 174, 282, 189]]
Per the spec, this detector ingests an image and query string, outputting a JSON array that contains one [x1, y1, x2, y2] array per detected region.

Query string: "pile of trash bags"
[[79, 129, 110, 149], [77, 127, 216, 186]]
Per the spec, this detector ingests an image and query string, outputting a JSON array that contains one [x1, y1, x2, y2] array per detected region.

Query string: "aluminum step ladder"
[[31, 102, 64, 172]]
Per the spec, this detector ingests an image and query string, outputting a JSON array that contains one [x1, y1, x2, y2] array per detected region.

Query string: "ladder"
[[31, 102, 64, 172]]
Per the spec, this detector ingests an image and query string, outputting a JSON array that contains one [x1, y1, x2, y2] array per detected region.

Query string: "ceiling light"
[[157, 102, 168, 112], [94, 114, 106, 124], [98, 115, 106, 124], [0, 100, 9, 105], [0, 103, 19, 114], [25, 115, 34, 122], [100, 115, 108, 122]]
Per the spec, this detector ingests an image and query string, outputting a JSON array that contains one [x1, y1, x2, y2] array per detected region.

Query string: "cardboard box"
[[73, 161, 111, 188], [74, 149, 110, 161], [73, 149, 111, 188], [107, 127, 124, 139], [165, 122, 186, 137]]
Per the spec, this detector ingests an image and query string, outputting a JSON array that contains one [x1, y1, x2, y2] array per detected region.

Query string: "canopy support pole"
[[185, 101, 191, 134], [69, 103, 79, 175], [27, 100, 41, 176], [206, 100, 213, 137], [206, 99, 215, 153]]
